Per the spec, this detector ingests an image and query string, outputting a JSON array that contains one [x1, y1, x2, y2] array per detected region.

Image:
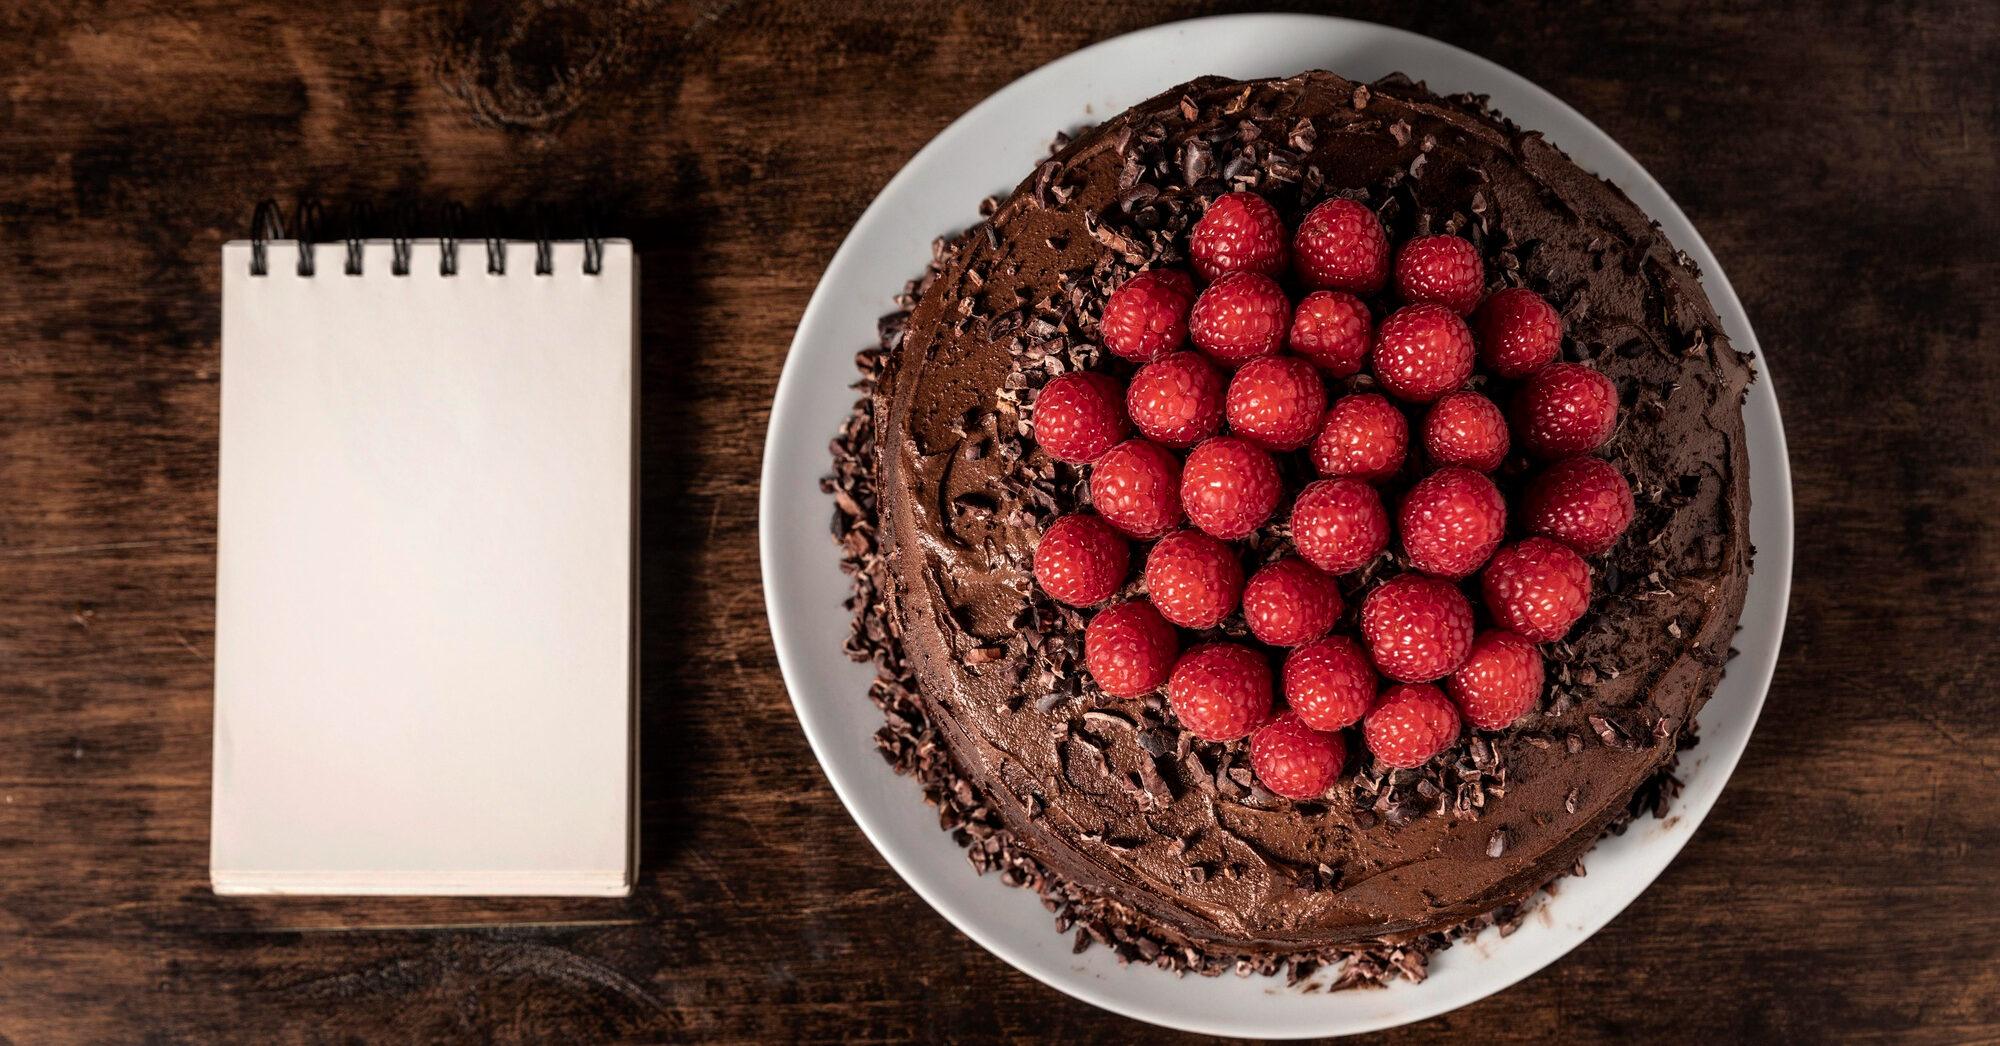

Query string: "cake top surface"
[[870, 70, 1753, 951]]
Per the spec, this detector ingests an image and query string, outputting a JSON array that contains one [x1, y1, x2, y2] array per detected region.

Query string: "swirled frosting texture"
[[871, 71, 1752, 954]]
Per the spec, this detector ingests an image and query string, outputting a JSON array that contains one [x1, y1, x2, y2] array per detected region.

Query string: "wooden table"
[[3, 2, 1994, 1041]]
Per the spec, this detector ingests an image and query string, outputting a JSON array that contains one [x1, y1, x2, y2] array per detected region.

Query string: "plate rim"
[[759, 12, 1793, 1037]]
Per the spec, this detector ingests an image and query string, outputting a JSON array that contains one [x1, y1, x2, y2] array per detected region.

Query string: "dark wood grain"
[[0, 1, 1994, 1042]]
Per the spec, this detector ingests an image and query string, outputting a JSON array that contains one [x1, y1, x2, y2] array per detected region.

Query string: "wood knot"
[[431, 0, 668, 129]]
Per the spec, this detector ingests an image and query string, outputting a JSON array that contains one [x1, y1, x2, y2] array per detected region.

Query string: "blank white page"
[[211, 240, 634, 895]]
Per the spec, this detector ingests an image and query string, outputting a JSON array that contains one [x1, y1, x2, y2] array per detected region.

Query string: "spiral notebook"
[[210, 231, 637, 896]]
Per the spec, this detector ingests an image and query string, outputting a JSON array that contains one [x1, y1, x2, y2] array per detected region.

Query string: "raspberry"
[[1100, 268, 1194, 362], [1289, 478, 1390, 575], [1032, 512, 1130, 607], [1292, 198, 1389, 294], [1180, 436, 1281, 540], [1090, 439, 1184, 539], [1448, 630, 1544, 731], [1283, 634, 1376, 731], [1189, 271, 1290, 367], [1421, 391, 1510, 472], [1363, 682, 1461, 769], [1288, 290, 1372, 377], [1143, 529, 1244, 630], [1475, 287, 1563, 378], [1360, 573, 1475, 683], [1242, 557, 1342, 647], [1393, 234, 1485, 315], [1030, 371, 1129, 463], [1225, 355, 1327, 451], [1084, 599, 1180, 698], [1513, 363, 1620, 458], [1373, 303, 1475, 403], [1167, 642, 1274, 741], [1127, 351, 1225, 447], [1523, 456, 1635, 556], [1481, 537, 1592, 642], [1311, 392, 1408, 482], [1398, 466, 1506, 579], [1188, 191, 1289, 281], [1250, 712, 1347, 799]]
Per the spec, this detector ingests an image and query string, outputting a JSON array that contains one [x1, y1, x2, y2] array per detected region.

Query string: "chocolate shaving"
[[1179, 138, 1213, 186], [1589, 714, 1647, 751], [1032, 160, 1060, 208]]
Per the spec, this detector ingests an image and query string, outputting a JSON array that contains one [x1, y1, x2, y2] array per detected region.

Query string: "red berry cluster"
[[1030, 191, 1634, 800]]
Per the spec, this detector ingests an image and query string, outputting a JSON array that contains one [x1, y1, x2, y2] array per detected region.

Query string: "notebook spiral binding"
[[248, 198, 605, 279]]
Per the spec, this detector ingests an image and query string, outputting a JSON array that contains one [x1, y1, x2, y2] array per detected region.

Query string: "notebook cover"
[[210, 240, 635, 896]]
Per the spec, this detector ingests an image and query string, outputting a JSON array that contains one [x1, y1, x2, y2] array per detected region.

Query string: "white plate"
[[759, 14, 1792, 1038]]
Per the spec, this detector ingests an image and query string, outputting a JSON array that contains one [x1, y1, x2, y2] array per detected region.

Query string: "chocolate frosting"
[[870, 71, 1753, 955]]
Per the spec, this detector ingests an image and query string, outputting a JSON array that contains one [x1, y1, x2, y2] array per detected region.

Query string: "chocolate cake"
[[826, 70, 1754, 984]]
